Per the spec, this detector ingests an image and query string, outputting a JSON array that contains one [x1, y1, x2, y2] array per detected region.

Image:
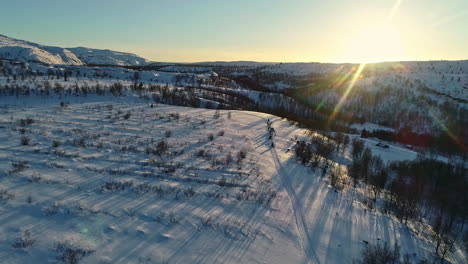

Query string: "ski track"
[[271, 146, 320, 264]]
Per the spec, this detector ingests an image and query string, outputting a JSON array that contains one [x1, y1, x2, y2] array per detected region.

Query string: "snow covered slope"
[[68, 47, 148, 66], [0, 96, 464, 263], [0, 35, 149, 66], [0, 35, 83, 65]]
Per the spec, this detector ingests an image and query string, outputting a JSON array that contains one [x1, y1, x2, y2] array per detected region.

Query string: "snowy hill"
[[67, 47, 148, 66], [1, 97, 464, 263], [0, 35, 149, 66], [0, 35, 83, 65]]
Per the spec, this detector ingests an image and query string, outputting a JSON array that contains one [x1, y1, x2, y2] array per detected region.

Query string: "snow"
[[0, 33, 466, 263], [0, 35, 149, 66], [0, 35, 83, 65], [68, 47, 148, 66], [351, 123, 395, 133], [0, 96, 463, 263]]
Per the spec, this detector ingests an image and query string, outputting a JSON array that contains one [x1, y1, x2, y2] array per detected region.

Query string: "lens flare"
[[327, 63, 366, 126]]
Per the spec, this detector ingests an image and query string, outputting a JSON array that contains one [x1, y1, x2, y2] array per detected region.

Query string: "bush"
[[213, 110, 220, 119], [145, 140, 170, 155], [110, 82, 123, 95], [101, 181, 133, 192], [155, 140, 169, 155], [10, 160, 29, 173], [43, 201, 63, 216], [208, 133, 214, 141], [0, 189, 15, 201], [218, 176, 227, 187], [72, 138, 86, 148], [165, 130, 172, 138], [55, 241, 94, 264], [27, 194, 33, 204], [12, 230, 36, 248], [295, 140, 312, 164], [52, 140, 61, 148], [17, 118, 35, 126], [123, 111, 132, 120], [354, 242, 400, 264], [21, 135, 31, 146], [237, 149, 247, 161]]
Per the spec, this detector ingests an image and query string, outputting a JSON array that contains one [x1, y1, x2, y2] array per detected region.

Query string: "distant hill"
[[0, 34, 149, 66], [67, 47, 148, 66]]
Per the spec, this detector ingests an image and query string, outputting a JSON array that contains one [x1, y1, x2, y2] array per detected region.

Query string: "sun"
[[345, 23, 406, 63]]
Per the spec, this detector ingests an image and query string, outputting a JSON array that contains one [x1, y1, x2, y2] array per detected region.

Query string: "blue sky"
[[2, 0, 468, 62]]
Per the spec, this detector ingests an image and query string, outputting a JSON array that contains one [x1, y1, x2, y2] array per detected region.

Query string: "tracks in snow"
[[271, 147, 320, 264]]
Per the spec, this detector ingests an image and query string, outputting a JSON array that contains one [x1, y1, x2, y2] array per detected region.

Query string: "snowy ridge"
[[0, 34, 149, 66], [0, 35, 83, 65], [68, 47, 148, 66]]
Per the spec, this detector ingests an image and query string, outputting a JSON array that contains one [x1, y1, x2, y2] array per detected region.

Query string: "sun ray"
[[388, 0, 403, 22], [327, 63, 366, 127], [426, 107, 468, 152], [314, 69, 353, 112]]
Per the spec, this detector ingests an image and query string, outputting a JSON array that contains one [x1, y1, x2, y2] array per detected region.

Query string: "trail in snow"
[[270, 146, 320, 264]]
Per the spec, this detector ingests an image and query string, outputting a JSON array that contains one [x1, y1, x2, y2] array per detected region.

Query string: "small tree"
[[335, 133, 344, 152], [354, 242, 400, 264], [432, 216, 455, 263], [12, 230, 36, 248], [213, 110, 220, 119], [21, 135, 31, 146], [295, 140, 312, 164], [352, 138, 365, 160]]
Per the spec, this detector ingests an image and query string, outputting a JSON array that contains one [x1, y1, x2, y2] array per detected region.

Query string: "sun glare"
[[345, 23, 406, 63]]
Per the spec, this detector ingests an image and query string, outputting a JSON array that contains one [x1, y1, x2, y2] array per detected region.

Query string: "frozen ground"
[[0, 97, 465, 263]]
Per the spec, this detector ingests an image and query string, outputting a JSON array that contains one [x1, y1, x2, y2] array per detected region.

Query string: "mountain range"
[[0, 34, 148, 66]]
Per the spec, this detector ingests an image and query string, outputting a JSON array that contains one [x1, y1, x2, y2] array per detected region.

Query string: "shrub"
[[295, 140, 312, 164], [237, 149, 247, 161], [184, 187, 196, 197], [218, 176, 227, 187], [43, 201, 63, 216], [169, 112, 180, 119], [72, 138, 86, 148], [165, 130, 172, 138], [208, 133, 214, 141], [101, 181, 133, 192], [218, 130, 225, 137], [17, 118, 35, 126], [224, 153, 233, 165], [0, 189, 15, 201], [146, 140, 169, 156], [213, 110, 220, 119], [110, 82, 123, 95], [26, 194, 33, 204], [123, 111, 132, 120], [12, 230, 36, 248], [353, 242, 400, 264], [29, 173, 42, 183], [55, 240, 94, 264], [52, 140, 61, 148], [10, 160, 29, 173], [21, 135, 31, 145]]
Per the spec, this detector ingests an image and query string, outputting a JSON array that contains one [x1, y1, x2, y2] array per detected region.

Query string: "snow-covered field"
[[0, 96, 464, 264]]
